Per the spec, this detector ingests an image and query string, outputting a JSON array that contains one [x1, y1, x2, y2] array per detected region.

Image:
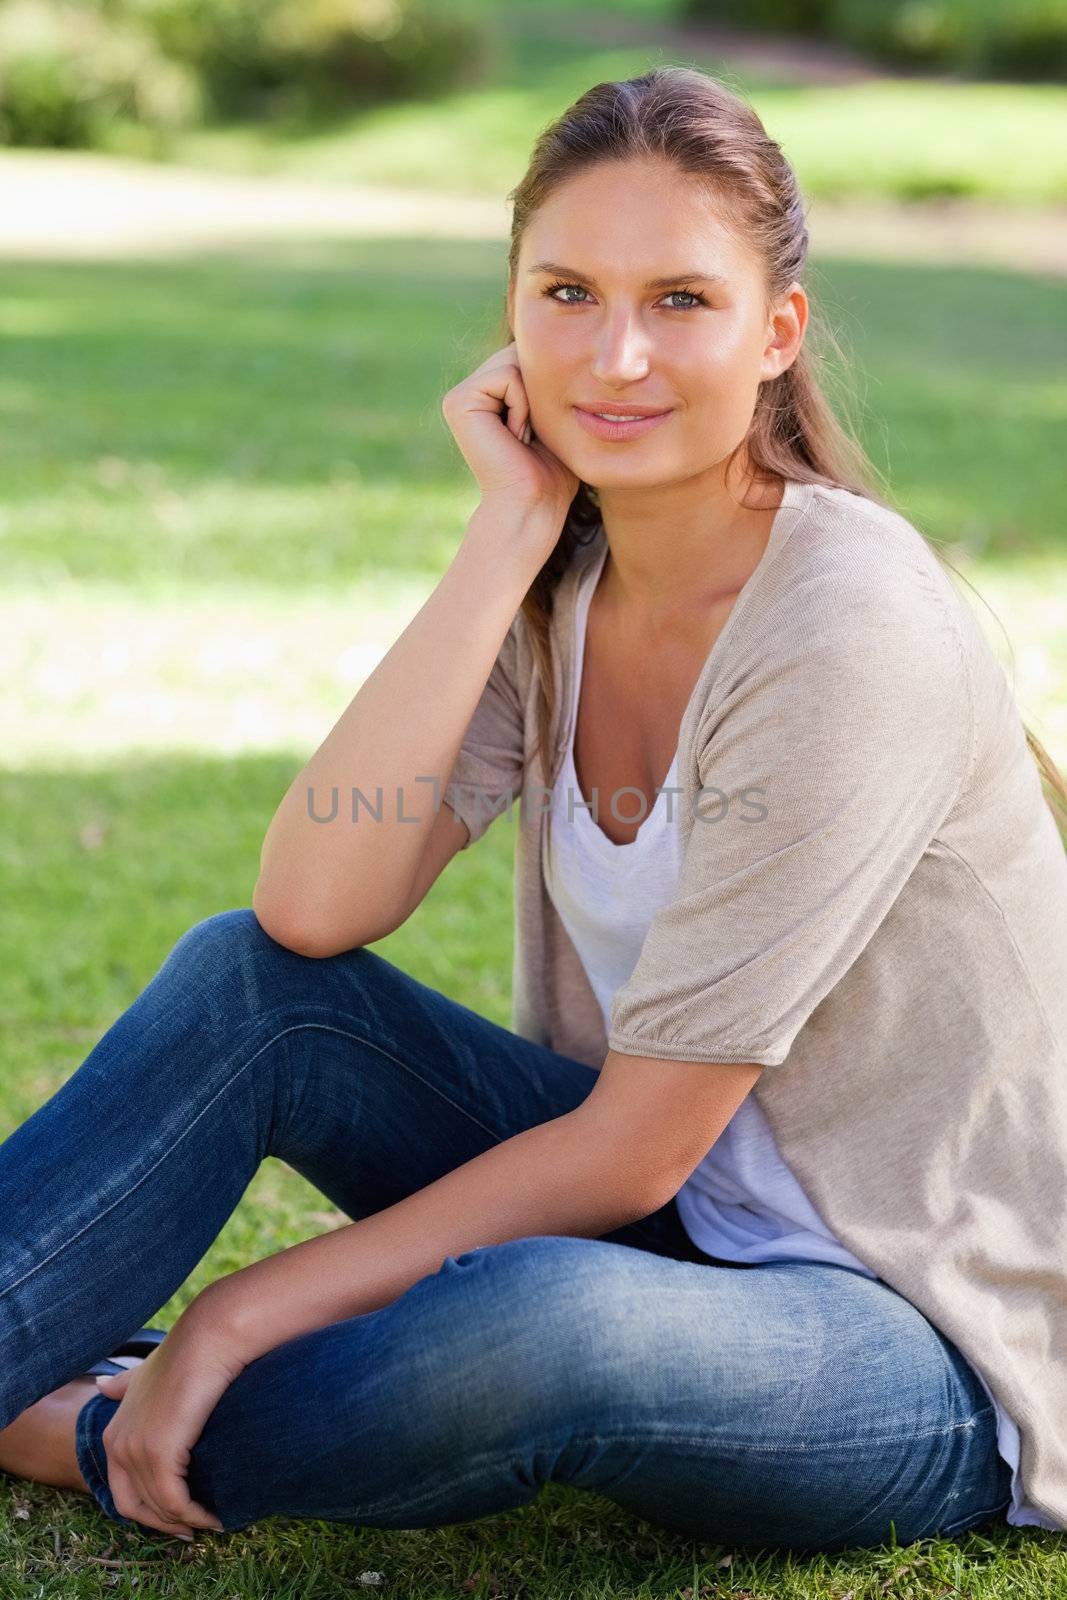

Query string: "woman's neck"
[[594, 471, 785, 637]]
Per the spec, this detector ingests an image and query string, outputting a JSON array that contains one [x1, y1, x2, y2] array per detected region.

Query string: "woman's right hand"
[[441, 341, 580, 537]]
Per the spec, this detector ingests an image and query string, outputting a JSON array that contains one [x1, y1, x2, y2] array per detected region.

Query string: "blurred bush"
[[0, 0, 202, 145], [128, 0, 495, 119], [680, 0, 1067, 82], [0, 0, 495, 148]]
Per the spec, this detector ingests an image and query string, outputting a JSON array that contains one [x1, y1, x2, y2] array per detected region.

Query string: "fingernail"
[[176, 1532, 194, 1543]]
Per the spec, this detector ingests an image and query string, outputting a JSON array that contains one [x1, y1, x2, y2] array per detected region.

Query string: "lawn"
[[0, 218, 1064, 1592]]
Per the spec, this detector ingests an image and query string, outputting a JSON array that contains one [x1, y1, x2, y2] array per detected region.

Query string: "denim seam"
[[79, 1411, 120, 1520], [0, 1017, 504, 1306], [0, 1025, 297, 1302], [87, 1438, 110, 1500], [263, 1010, 508, 1146], [347, 1416, 1000, 1523], [937, 1496, 1013, 1536], [819, 1409, 999, 1547]]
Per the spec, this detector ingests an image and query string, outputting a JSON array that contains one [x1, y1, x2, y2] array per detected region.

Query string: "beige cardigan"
[[443, 476, 1067, 1528]]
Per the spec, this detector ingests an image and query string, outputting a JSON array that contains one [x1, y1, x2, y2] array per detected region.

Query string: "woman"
[[2, 65, 1066, 1557]]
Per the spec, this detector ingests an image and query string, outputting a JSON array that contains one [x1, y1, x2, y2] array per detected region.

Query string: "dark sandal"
[[83, 1326, 168, 1379]]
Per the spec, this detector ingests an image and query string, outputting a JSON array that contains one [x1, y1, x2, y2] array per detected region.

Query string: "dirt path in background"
[[0, 149, 1063, 277]]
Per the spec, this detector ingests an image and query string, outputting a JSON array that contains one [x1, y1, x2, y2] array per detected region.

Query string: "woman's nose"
[[589, 313, 651, 387]]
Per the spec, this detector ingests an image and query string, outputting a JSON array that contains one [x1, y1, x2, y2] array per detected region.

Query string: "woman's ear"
[[762, 282, 807, 380]]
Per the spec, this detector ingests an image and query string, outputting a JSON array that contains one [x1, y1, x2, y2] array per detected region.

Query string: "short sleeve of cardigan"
[[606, 580, 974, 1067], [442, 614, 525, 849]]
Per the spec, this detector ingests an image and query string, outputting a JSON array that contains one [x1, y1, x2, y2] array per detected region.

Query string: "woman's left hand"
[[92, 1300, 247, 1538]]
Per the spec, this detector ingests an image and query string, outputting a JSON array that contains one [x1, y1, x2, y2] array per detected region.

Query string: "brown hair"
[[492, 63, 1067, 837]]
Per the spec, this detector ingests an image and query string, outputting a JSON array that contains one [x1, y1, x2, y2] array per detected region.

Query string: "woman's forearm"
[[190, 1107, 658, 1369], [253, 502, 552, 952]]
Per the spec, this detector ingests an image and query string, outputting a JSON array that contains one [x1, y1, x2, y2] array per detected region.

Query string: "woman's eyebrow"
[[527, 261, 731, 289]]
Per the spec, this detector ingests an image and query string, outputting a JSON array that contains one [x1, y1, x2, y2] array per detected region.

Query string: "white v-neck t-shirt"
[[542, 535, 1049, 1530]]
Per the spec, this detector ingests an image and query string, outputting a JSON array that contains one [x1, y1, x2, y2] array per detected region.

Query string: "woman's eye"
[[547, 283, 589, 305]]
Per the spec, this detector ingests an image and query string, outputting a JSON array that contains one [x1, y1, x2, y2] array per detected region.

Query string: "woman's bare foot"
[[0, 1368, 136, 1494]]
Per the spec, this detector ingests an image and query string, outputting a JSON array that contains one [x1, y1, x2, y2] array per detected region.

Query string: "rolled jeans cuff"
[[75, 1389, 241, 1535], [74, 1392, 155, 1534]]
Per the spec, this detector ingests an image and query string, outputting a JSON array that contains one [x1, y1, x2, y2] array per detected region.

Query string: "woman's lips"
[[573, 407, 673, 441]]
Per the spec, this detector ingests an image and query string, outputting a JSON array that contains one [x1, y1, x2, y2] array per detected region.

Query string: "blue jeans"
[[0, 909, 1012, 1555]]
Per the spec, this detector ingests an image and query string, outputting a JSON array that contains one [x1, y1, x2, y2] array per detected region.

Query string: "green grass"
[[0, 239, 1064, 595], [1, 229, 1065, 1590], [99, 11, 1067, 206]]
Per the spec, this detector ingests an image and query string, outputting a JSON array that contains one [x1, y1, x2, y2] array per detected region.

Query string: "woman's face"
[[508, 157, 803, 489]]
